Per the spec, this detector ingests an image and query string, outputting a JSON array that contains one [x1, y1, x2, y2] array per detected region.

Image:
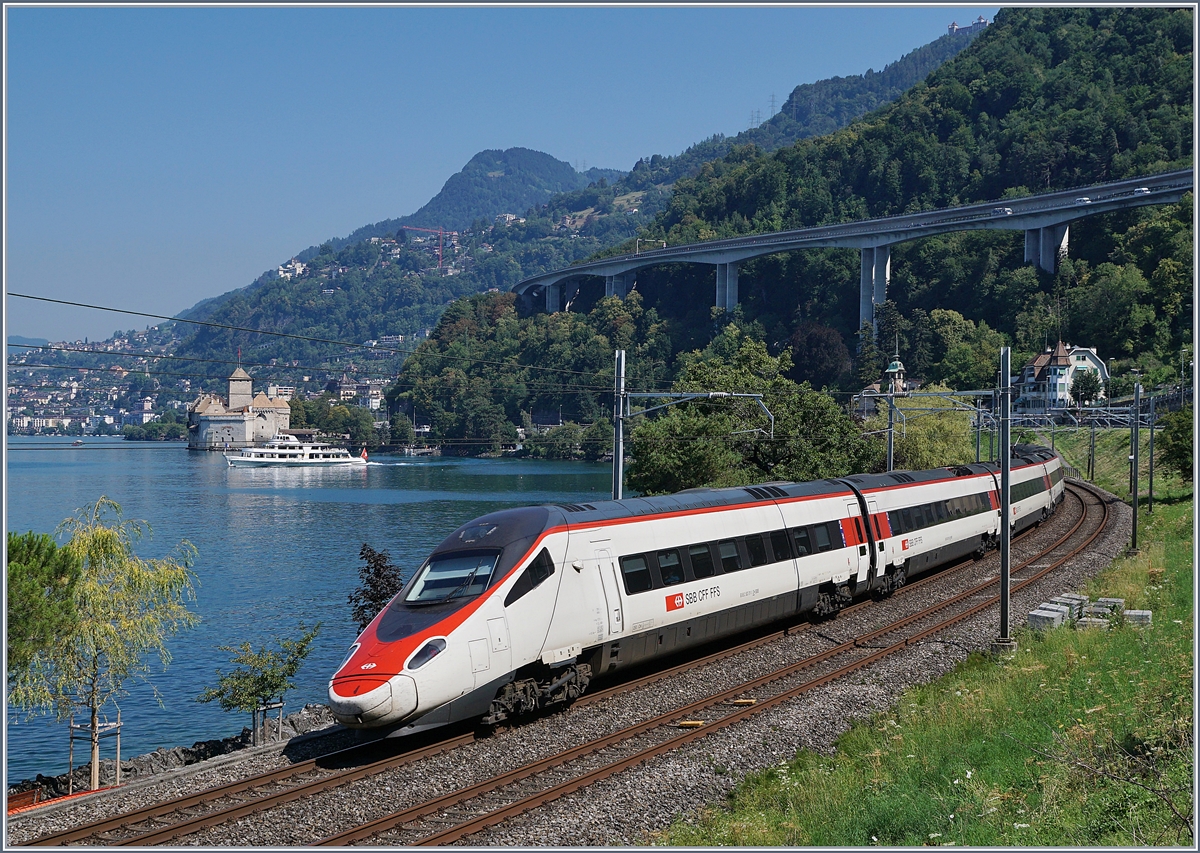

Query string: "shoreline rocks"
[[6, 704, 338, 802]]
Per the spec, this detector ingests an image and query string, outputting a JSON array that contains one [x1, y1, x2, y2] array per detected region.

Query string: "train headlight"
[[406, 638, 447, 671]]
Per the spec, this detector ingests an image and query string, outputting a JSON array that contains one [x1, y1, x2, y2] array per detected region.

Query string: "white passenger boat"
[[226, 434, 368, 467]]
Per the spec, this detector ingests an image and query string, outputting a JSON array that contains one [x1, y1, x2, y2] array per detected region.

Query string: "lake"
[[5, 436, 611, 785]]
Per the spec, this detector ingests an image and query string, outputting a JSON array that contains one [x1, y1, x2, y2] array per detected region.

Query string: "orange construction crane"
[[399, 225, 449, 270]]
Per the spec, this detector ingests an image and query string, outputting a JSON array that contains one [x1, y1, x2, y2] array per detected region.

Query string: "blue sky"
[[5, 4, 999, 343]]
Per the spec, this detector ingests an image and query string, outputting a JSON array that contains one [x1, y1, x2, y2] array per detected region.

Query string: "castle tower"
[[228, 367, 253, 410]]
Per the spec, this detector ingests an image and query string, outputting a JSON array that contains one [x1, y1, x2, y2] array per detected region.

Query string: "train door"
[[843, 501, 871, 588], [866, 498, 887, 567], [593, 548, 624, 636]]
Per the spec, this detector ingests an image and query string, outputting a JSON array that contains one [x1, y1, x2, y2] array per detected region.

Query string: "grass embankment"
[[658, 436, 1194, 847]]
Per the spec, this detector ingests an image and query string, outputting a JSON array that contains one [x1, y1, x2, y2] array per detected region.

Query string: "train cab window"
[[657, 549, 684, 586], [770, 530, 792, 562], [619, 555, 653, 594], [745, 535, 769, 567], [792, 527, 812, 557], [688, 544, 716, 578], [718, 540, 742, 572], [503, 547, 556, 607], [405, 550, 501, 604], [812, 524, 833, 553]]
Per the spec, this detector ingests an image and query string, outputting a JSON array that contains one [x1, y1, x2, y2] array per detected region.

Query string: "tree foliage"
[[6, 531, 82, 677], [7, 498, 198, 790], [197, 624, 321, 741], [865, 383, 976, 472], [349, 544, 405, 632], [1157, 406, 1193, 481], [627, 330, 880, 494], [1070, 370, 1103, 407], [392, 291, 669, 453]]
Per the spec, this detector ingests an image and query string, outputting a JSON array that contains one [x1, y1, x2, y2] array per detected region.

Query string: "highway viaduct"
[[512, 168, 1192, 331]]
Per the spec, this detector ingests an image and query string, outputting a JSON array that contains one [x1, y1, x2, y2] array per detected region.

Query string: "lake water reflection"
[[5, 436, 610, 785]]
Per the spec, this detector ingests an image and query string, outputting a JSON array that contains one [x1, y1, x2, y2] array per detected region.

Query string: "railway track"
[[21, 481, 1109, 847]]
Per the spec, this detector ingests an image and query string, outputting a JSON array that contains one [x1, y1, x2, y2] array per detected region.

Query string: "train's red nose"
[[328, 673, 417, 726]]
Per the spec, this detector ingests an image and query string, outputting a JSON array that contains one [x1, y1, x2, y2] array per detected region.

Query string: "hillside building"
[[1014, 341, 1109, 413], [187, 367, 291, 450], [948, 16, 989, 36]]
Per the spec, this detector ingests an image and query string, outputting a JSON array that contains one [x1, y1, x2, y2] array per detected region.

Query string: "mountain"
[[8, 335, 50, 347], [630, 6, 1191, 384], [382, 6, 1192, 451], [292, 148, 624, 263], [172, 27, 983, 374], [616, 27, 985, 190]]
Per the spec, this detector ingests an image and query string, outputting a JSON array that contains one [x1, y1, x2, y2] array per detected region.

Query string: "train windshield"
[[404, 550, 500, 604]]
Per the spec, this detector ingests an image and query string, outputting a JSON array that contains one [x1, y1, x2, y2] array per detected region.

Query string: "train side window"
[[792, 527, 812, 557], [828, 520, 845, 548], [688, 544, 716, 579], [770, 530, 792, 562], [812, 524, 833, 553], [923, 505, 936, 527], [900, 507, 913, 533], [657, 549, 684, 586], [619, 555, 653, 594], [745, 534, 769, 567], [503, 547, 556, 607], [887, 511, 900, 535], [718, 539, 742, 572], [935, 502, 947, 522]]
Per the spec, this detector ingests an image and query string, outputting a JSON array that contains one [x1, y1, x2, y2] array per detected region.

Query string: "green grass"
[[656, 492, 1194, 847], [1021, 426, 1192, 505]]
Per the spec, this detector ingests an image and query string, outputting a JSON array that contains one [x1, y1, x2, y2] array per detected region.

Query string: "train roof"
[[547, 445, 1059, 528]]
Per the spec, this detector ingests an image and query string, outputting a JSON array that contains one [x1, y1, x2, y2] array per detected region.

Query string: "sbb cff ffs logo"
[[666, 592, 685, 612]]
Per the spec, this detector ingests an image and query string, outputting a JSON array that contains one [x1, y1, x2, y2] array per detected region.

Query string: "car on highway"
[[992, 207, 1013, 215], [1075, 197, 1092, 204], [1133, 187, 1151, 195]]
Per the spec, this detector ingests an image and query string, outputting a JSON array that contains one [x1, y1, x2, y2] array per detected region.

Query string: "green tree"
[[628, 332, 879, 494], [865, 383, 975, 471], [349, 545, 405, 632], [1069, 370, 1103, 408], [197, 624, 321, 745], [7, 498, 198, 791], [389, 412, 415, 445], [1157, 406, 1193, 481], [6, 531, 82, 676], [580, 418, 613, 462], [854, 321, 883, 389]]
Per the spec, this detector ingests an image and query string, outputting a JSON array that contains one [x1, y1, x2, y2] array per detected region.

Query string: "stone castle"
[[187, 367, 291, 450]]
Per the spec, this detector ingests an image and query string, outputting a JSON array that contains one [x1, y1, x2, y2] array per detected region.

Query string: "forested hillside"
[[623, 6, 1192, 389], [172, 27, 979, 383], [383, 6, 1192, 456]]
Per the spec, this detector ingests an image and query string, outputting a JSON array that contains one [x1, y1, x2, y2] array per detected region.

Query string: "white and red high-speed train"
[[328, 445, 1064, 732]]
